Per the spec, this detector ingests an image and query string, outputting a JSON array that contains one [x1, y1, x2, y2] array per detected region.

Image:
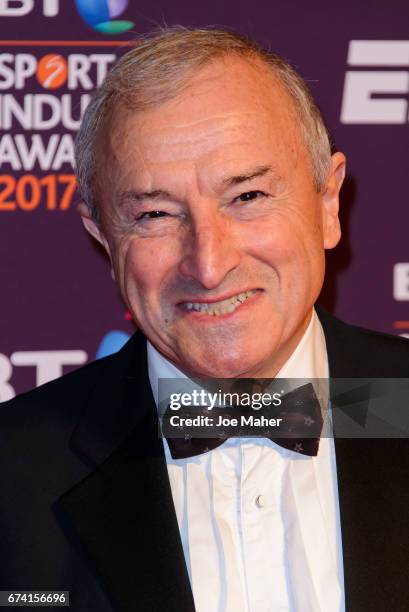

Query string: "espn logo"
[[0, 0, 59, 16], [394, 264, 409, 301], [341, 40, 409, 124]]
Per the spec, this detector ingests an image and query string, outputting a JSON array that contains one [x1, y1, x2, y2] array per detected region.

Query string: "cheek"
[[242, 212, 325, 291], [116, 237, 179, 299], [242, 217, 306, 267]]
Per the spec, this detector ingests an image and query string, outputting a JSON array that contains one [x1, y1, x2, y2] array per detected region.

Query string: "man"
[[1, 27, 409, 612]]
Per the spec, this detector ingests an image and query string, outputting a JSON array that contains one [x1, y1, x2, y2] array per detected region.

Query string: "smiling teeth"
[[183, 290, 258, 316]]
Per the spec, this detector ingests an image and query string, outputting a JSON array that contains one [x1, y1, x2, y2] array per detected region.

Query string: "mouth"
[[178, 289, 260, 317]]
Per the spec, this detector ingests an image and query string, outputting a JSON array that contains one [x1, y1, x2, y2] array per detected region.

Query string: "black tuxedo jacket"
[[1, 307, 409, 612]]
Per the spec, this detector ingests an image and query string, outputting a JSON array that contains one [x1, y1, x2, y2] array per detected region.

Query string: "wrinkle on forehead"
[[155, 111, 262, 130], [109, 107, 297, 167], [107, 55, 297, 137], [114, 111, 251, 146], [95, 56, 307, 209]]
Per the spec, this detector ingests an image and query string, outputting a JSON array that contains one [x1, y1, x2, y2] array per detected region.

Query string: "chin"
[[182, 347, 266, 379]]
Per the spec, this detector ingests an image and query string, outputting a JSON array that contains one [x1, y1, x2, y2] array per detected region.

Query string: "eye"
[[235, 190, 266, 203], [136, 210, 169, 221]]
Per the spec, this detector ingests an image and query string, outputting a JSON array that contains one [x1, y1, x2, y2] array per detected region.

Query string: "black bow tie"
[[162, 382, 323, 460]]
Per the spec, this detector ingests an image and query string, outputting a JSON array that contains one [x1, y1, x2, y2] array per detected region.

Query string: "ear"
[[321, 152, 346, 249], [77, 202, 116, 280]]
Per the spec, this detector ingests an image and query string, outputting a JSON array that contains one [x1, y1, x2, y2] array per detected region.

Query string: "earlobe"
[[77, 202, 109, 251], [322, 152, 346, 249], [77, 201, 116, 279], [77, 202, 117, 280]]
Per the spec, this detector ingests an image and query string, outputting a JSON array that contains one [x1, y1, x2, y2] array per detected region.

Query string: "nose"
[[178, 213, 241, 289]]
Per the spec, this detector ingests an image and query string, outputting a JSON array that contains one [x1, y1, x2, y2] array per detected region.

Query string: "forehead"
[[98, 56, 303, 185]]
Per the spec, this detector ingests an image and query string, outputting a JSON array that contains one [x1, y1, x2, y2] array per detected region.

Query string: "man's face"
[[85, 56, 345, 378]]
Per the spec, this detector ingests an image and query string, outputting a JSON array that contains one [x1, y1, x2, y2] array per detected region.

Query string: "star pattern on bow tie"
[[162, 383, 324, 460]]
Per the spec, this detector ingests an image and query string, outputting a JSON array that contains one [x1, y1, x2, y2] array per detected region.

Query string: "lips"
[[179, 289, 259, 316]]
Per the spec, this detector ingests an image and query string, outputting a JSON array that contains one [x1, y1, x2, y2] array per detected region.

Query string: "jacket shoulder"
[[316, 305, 409, 377], [2, 352, 114, 409], [0, 331, 144, 429]]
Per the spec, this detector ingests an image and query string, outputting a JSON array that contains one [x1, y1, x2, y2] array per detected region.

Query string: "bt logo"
[[96, 330, 131, 358], [0, 0, 135, 35], [75, 0, 134, 35], [0, 0, 59, 16], [341, 40, 409, 124], [0, 330, 131, 402]]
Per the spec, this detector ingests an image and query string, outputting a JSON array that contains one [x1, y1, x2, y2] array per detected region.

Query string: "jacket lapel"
[[56, 333, 195, 612], [317, 306, 409, 611]]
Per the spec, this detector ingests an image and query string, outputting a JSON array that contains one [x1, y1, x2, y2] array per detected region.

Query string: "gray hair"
[[75, 26, 332, 223]]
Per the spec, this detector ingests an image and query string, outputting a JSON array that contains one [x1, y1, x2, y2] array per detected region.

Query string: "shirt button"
[[255, 494, 266, 508]]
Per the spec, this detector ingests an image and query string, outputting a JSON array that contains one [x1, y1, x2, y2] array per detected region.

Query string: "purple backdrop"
[[1, 0, 408, 400]]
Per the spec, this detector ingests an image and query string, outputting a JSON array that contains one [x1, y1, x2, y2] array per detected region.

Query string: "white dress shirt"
[[148, 309, 345, 612]]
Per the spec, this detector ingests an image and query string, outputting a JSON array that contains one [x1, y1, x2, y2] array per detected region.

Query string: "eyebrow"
[[117, 165, 277, 206], [222, 165, 276, 187], [117, 188, 171, 207]]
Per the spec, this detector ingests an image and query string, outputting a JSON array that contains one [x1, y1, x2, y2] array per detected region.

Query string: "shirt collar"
[[276, 308, 328, 380]]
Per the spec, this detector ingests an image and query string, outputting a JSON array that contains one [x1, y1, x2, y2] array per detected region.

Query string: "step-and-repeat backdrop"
[[1, 0, 408, 399]]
